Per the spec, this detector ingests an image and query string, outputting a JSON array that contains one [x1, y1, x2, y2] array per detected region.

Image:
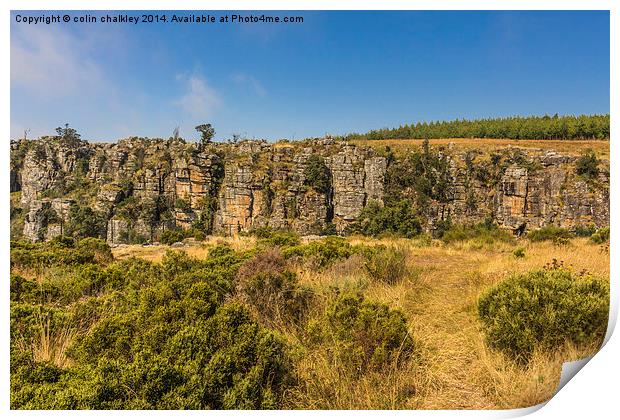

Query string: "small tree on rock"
[[195, 123, 215, 148], [55, 123, 81, 146]]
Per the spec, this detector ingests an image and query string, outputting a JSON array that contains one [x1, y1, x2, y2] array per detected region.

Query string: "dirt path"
[[399, 249, 499, 409]]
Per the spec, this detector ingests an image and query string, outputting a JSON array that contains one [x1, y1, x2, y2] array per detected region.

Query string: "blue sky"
[[10, 10, 610, 142]]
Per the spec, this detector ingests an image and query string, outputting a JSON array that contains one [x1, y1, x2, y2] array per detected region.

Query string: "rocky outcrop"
[[10, 136, 610, 244]]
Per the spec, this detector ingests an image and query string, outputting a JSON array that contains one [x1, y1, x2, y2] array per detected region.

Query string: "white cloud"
[[173, 73, 220, 119], [11, 24, 106, 98], [231, 73, 267, 97]]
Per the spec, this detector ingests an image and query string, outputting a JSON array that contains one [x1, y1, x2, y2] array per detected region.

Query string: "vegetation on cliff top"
[[340, 114, 610, 141]]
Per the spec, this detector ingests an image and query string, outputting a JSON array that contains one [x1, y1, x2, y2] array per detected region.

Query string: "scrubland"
[[7, 229, 600, 409]]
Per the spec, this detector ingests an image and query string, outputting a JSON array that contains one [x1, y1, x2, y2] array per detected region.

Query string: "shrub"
[[282, 236, 359, 268], [235, 249, 312, 328], [575, 149, 599, 180], [192, 229, 206, 241], [65, 204, 107, 240], [348, 200, 422, 238], [512, 247, 526, 259], [527, 225, 573, 243], [104, 257, 161, 291], [77, 238, 113, 264], [364, 246, 408, 285], [48, 235, 75, 247], [310, 293, 415, 374], [250, 226, 275, 239], [11, 237, 295, 409], [10, 275, 39, 302], [174, 198, 192, 211], [160, 250, 197, 278], [591, 227, 610, 244], [478, 269, 609, 363], [440, 219, 514, 245], [160, 229, 185, 245], [303, 154, 331, 194], [11, 240, 101, 269], [574, 224, 597, 237], [13, 304, 293, 409], [256, 229, 300, 248], [12, 273, 292, 409]]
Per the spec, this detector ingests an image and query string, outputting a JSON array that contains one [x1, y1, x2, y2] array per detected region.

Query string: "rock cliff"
[[10, 136, 609, 244]]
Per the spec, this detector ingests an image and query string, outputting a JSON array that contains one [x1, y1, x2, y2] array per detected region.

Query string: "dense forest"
[[340, 114, 610, 141]]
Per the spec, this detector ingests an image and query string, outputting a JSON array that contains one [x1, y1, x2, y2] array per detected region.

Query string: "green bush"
[[10, 275, 39, 302], [478, 269, 609, 363], [11, 246, 292, 409], [527, 225, 574, 243], [77, 238, 113, 264], [441, 219, 514, 245], [574, 224, 597, 237], [65, 204, 107, 240], [348, 200, 422, 238], [160, 229, 185, 245], [575, 149, 599, 180], [309, 293, 415, 374], [320, 222, 338, 236], [255, 229, 300, 248], [192, 229, 206, 241], [364, 246, 409, 285], [12, 238, 298, 409], [104, 257, 161, 291], [11, 240, 103, 269], [118, 228, 148, 245], [13, 304, 293, 409], [282, 236, 359, 268], [174, 198, 192, 211], [303, 154, 331, 194], [235, 249, 312, 328], [591, 227, 610, 244], [512, 247, 526, 259]]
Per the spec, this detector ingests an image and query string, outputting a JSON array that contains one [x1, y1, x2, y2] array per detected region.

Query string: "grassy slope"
[[113, 236, 609, 409]]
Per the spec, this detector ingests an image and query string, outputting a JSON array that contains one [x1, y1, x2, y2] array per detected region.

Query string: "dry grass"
[[16, 314, 77, 369], [116, 234, 608, 409], [112, 235, 257, 262], [288, 237, 608, 409], [351, 138, 610, 160]]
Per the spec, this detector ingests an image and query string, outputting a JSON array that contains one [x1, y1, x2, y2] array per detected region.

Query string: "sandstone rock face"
[[106, 218, 129, 245], [10, 136, 610, 243], [23, 198, 75, 242]]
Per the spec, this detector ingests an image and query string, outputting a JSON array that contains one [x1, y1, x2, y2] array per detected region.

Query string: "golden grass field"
[[113, 236, 609, 409], [350, 138, 610, 160]]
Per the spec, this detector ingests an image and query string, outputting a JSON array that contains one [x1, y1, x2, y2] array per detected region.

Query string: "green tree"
[[195, 123, 215, 147], [575, 149, 599, 180], [54, 123, 82, 147], [303, 154, 331, 194], [65, 204, 106, 239], [341, 114, 610, 141]]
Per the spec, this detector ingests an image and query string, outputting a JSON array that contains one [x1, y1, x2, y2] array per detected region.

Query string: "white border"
[[2, 2, 616, 419]]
